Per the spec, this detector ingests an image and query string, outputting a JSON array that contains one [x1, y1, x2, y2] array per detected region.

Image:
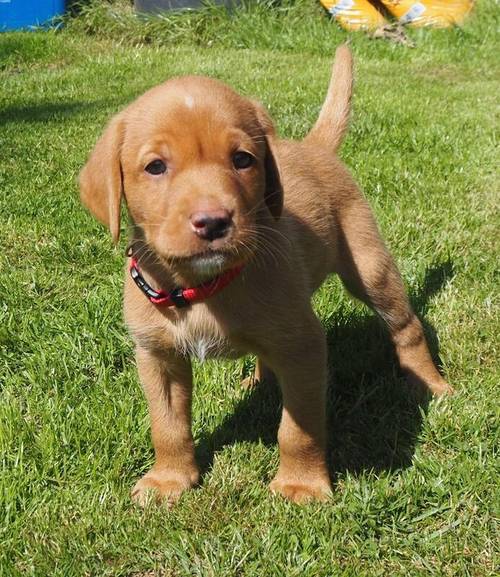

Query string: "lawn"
[[0, 1, 498, 576]]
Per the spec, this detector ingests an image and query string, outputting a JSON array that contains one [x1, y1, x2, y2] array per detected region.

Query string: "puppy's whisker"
[[132, 241, 166, 270], [238, 227, 293, 267], [242, 198, 270, 219], [239, 234, 283, 269], [130, 223, 164, 230], [254, 224, 293, 247]]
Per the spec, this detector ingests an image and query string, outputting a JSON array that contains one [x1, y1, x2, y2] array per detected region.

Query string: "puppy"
[[80, 45, 452, 505]]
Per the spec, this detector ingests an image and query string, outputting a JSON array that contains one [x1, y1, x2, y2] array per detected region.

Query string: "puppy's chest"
[[170, 307, 239, 361]]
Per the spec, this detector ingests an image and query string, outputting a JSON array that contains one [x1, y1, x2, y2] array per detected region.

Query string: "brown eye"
[[145, 159, 167, 175], [233, 151, 255, 170]]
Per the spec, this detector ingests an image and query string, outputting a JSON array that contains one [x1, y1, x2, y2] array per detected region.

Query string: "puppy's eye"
[[145, 159, 167, 175], [233, 151, 255, 170]]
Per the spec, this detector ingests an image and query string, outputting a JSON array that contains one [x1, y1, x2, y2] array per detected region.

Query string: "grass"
[[0, 1, 498, 575]]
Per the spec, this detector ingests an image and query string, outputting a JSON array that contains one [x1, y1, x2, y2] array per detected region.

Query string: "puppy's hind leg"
[[335, 201, 453, 396]]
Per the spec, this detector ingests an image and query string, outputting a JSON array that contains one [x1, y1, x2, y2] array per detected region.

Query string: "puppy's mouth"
[[168, 248, 245, 279], [184, 250, 231, 276]]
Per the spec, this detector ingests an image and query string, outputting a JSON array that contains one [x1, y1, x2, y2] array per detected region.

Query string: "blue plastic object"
[[0, 0, 65, 31]]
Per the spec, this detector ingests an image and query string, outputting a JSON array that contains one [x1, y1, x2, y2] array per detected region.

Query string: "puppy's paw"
[[241, 375, 259, 390], [270, 475, 332, 504], [241, 362, 277, 390], [428, 377, 454, 397], [131, 469, 198, 507], [409, 373, 454, 397]]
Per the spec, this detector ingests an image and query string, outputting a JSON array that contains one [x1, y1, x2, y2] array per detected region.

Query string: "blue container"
[[0, 0, 65, 30]]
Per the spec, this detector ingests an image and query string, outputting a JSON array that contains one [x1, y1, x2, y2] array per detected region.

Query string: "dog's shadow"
[[195, 260, 453, 481]]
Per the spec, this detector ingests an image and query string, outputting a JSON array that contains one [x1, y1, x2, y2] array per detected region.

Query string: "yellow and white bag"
[[380, 1, 475, 28], [321, 0, 475, 30], [321, 0, 386, 30]]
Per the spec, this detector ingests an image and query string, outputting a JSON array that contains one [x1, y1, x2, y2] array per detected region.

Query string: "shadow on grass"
[[0, 99, 119, 125], [196, 259, 454, 481]]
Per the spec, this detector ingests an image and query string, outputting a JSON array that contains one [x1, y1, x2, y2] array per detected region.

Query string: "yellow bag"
[[380, 1, 475, 28], [321, 0, 386, 30]]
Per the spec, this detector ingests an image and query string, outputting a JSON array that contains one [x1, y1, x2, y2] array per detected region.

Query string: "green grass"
[[1, 1, 499, 575]]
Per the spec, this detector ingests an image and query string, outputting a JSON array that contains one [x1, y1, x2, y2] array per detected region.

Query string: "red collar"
[[129, 256, 243, 308]]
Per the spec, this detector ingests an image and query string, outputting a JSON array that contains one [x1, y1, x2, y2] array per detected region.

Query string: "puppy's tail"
[[306, 44, 353, 152]]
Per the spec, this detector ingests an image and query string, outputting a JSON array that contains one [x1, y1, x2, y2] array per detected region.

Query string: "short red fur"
[[80, 45, 452, 505]]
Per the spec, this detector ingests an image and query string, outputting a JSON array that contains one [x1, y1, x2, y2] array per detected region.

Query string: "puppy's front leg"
[[265, 316, 331, 503], [132, 347, 199, 506]]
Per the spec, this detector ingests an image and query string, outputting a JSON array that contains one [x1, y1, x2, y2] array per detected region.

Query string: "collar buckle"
[[128, 252, 243, 307], [169, 287, 190, 308]]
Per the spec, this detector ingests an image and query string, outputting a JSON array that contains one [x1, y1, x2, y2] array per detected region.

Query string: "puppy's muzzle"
[[190, 209, 233, 241]]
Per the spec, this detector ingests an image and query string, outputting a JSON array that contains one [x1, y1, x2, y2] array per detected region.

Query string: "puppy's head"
[[80, 76, 282, 278]]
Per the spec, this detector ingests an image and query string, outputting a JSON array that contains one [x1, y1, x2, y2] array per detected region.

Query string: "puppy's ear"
[[252, 100, 283, 220], [79, 114, 125, 243]]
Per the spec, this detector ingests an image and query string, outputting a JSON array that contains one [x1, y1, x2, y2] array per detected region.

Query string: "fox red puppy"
[[80, 45, 452, 505]]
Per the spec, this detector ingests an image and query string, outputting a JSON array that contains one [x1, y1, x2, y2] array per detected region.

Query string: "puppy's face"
[[80, 76, 282, 279]]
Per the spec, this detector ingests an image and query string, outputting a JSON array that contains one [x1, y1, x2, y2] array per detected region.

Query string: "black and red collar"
[[128, 254, 243, 308]]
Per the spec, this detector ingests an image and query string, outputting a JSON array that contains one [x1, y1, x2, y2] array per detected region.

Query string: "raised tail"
[[306, 44, 353, 151]]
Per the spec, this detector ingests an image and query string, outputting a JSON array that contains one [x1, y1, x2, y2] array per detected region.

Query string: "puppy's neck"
[[126, 237, 235, 296]]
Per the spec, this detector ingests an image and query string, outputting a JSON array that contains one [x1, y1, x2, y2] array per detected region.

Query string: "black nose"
[[190, 210, 232, 241]]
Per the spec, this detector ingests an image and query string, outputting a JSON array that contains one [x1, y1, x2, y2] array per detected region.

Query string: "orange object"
[[380, 1, 475, 27], [320, 0, 386, 30]]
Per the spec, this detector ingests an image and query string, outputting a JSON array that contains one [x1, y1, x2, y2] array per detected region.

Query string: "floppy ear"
[[252, 100, 283, 220], [79, 114, 125, 243]]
